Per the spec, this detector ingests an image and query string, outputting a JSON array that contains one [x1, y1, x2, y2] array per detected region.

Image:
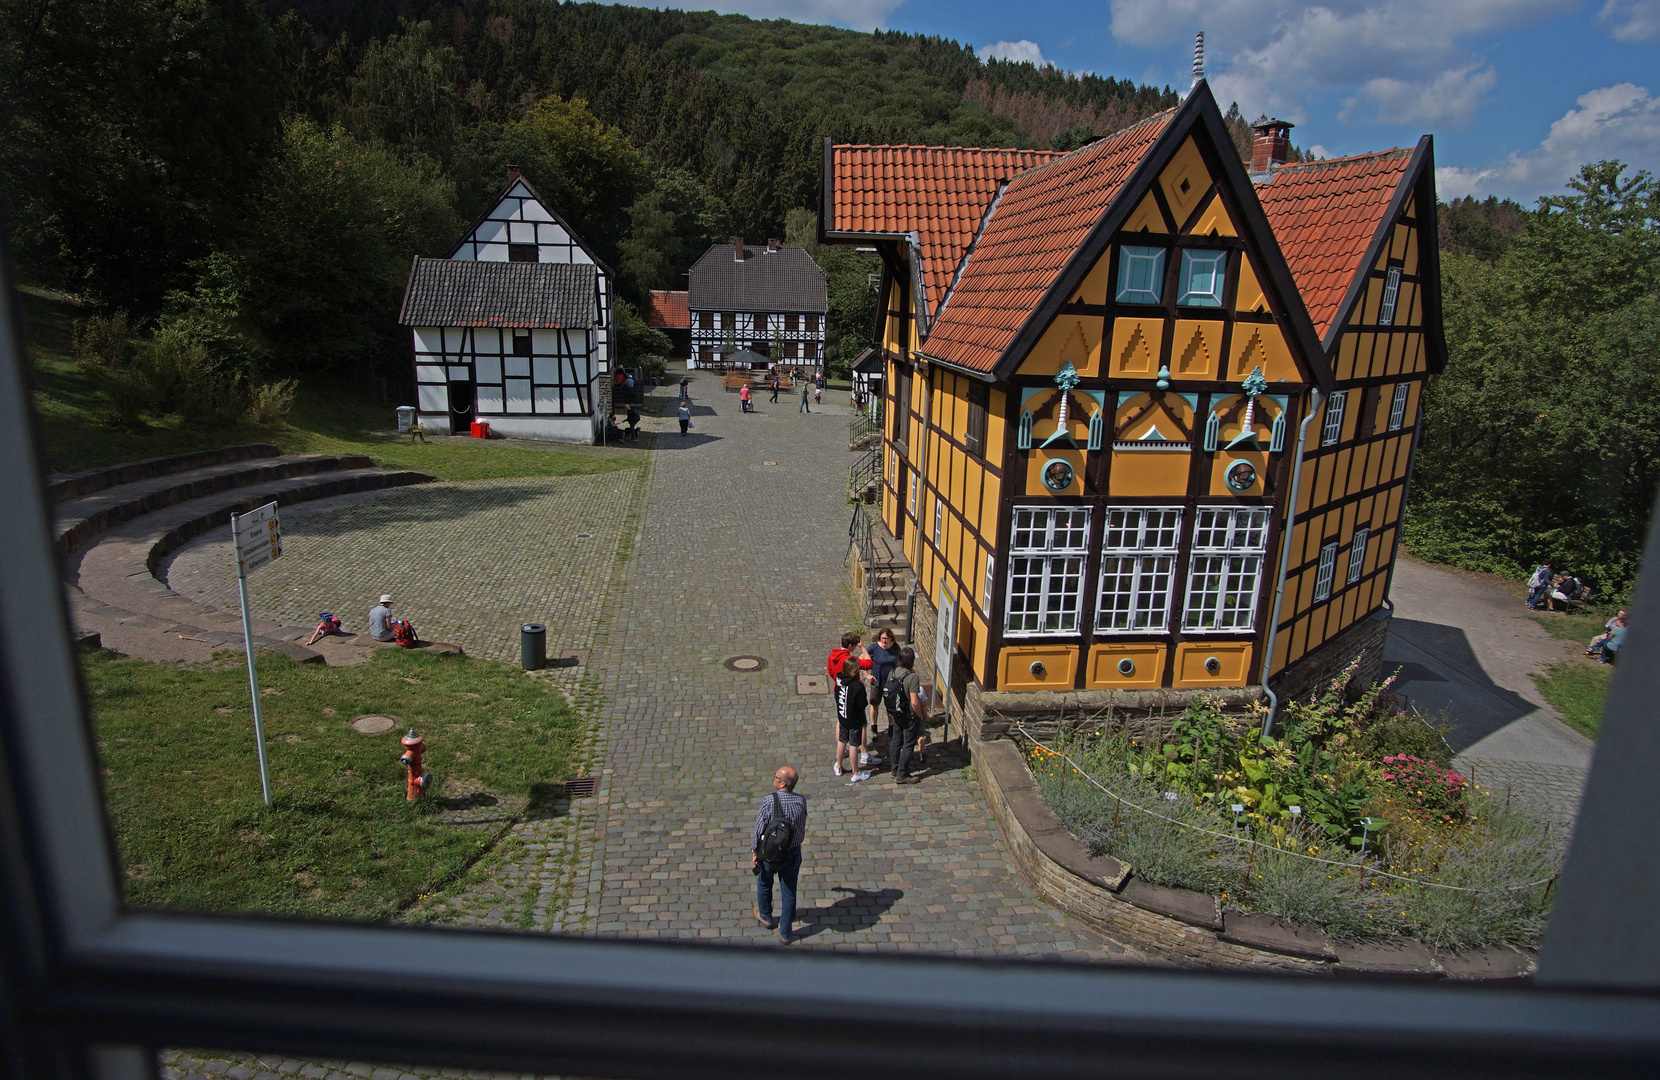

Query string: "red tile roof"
[[1255, 148, 1415, 341], [829, 144, 1065, 311], [923, 110, 1175, 373], [647, 289, 690, 329]]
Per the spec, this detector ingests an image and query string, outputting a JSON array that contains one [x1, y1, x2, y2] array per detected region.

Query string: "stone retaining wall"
[[47, 444, 279, 502], [972, 736, 1537, 979]]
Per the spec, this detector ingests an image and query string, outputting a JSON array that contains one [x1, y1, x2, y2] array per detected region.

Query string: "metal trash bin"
[[396, 405, 415, 433], [520, 624, 546, 671]]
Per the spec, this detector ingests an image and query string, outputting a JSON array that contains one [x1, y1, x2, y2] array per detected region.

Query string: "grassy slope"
[[90, 647, 586, 921], [19, 286, 645, 481], [1528, 612, 1615, 739]]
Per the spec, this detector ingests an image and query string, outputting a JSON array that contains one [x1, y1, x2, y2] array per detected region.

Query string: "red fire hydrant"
[[400, 728, 430, 801]]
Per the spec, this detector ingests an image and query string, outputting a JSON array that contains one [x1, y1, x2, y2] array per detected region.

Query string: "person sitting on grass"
[[1592, 616, 1627, 664], [304, 612, 342, 646]]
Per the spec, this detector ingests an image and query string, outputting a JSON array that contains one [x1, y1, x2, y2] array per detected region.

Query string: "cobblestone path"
[[447, 375, 1132, 959]]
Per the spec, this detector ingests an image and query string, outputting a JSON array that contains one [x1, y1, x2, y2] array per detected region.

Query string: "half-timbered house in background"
[[687, 239, 828, 369], [823, 82, 1442, 739], [400, 170, 614, 443]]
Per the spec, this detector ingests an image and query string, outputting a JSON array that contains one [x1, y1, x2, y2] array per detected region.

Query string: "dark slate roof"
[[398, 257, 596, 328], [687, 243, 827, 314], [852, 347, 885, 374]]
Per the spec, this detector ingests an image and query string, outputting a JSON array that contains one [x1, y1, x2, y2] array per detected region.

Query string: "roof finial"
[[1191, 31, 1205, 90]]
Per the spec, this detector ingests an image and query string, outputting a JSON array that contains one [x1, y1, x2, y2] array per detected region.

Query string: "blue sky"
[[646, 1, 1660, 203]]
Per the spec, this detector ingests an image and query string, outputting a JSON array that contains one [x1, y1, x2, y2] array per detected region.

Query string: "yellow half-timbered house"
[[823, 83, 1444, 730]]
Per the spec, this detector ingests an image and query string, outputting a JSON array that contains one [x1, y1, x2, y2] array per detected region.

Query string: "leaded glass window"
[[1322, 391, 1347, 446], [1388, 382, 1409, 431], [1348, 528, 1370, 585], [1096, 508, 1182, 633], [1314, 542, 1338, 602], [1115, 245, 1166, 305], [1378, 267, 1402, 326], [1183, 507, 1270, 632], [1005, 507, 1091, 636]]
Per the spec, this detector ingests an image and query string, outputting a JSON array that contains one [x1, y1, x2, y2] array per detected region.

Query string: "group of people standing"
[[828, 628, 928, 784]]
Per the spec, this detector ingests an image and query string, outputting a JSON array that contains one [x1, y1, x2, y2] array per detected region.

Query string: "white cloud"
[[981, 39, 1049, 66], [1437, 83, 1660, 200], [1109, 1, 1573, 128], [1598, 0, 1660, 41]]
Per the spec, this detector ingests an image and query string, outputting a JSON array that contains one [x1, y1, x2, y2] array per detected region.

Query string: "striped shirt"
[[751, 788, 808, 853]]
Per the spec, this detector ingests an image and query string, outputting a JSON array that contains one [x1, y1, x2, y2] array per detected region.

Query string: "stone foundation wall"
[[1271, 607, 1392, 704], [964, 681, 1267, 746]]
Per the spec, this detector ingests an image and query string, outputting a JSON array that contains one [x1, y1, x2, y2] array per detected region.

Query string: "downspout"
[[1259, 388, 1323, 740]]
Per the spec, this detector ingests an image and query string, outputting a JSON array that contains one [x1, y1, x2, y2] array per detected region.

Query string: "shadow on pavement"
[[651, 431, 722, 450], [795, 887, 904, 937], [1383, 617, 1537, 752]]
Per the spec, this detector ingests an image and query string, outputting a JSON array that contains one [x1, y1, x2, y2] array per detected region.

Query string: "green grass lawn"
[[19, 285, 645, 481], [1527, 612, 1619, 740], [88, 647, 586, 921]]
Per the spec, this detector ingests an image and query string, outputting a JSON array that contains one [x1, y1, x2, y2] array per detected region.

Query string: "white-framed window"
[[1378, 266, 1403, 326], [1348, 528, 1370, 585], [1388, 382, 1409, 431], [909, 472, 919, 517], [934, 497, 944, 544], [1183, 507, 1270, 632], [1314, 542, 1338, 602], [1005, 507, 1091, 636], [983, 553, 996, 611], [1321, 390, 1347, 446], [1178, 249, 1228, 307], [1115, 245, 1166, 305], [1096, 507, 1182, 633]]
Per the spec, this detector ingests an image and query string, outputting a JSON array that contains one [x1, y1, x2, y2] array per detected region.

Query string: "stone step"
[[46, 443, 280, 503], [54, 454, 373, 558]]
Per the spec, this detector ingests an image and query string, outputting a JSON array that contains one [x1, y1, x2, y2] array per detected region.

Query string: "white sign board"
[[233, 502, 282, 577]]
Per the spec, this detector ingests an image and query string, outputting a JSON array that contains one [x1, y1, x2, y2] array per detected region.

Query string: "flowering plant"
[[1377, 754, 1468, 822]]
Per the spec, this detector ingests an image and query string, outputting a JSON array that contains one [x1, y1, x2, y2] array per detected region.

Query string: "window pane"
[[1322, 391, 1347, 446], [1116, 245, 1165, 304], [1179, 250, 1228, 307]]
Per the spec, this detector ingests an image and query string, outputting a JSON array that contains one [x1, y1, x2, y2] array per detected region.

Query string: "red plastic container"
[[470, 420, 491, 439]]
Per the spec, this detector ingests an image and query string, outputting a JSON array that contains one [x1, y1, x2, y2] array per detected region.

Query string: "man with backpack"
[[751, 765, 807, 944], [886, 647, 928, 784]]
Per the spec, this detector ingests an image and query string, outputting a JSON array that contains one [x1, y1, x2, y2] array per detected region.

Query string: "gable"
[[450, 179, 602, 270]]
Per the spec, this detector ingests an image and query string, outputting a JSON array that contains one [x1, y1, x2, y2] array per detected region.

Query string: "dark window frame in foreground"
[[0, 249, 1658, 1079]]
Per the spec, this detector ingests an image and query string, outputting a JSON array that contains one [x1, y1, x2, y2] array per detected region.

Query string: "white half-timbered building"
[[687, 239, 828, 370], [399, 171, 614, 443]]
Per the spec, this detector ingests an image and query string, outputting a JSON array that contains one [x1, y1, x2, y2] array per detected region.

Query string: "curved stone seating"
[[54, 453, 374, 559], [59, 453, 435, 664], [47, 444, 280, 502]]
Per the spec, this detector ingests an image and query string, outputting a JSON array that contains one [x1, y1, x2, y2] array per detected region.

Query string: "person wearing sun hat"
[[369, 594, 396, 641]]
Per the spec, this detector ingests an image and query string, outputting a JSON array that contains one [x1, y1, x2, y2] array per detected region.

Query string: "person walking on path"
[[677, 402, 691, 436], [887, 647, 927, 784], [625, 403, 641, 441], [739, 383, 752, 413], [799, 383, 811, 414], [769, 374, 780, 403], [1525, 561, 1553, 609], [751, 765, 807, 943], [865, 627, 900, 739], [679, 375, 690, 403], [834, 656, 872, 783]]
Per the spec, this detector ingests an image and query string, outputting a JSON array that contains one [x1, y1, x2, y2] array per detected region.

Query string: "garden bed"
[[1013, 668, 1562, 953]]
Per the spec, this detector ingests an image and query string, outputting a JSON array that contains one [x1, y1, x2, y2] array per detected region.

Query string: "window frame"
[[1004, 507, 1091, 637], [1388, 382, 1410, 431], [1177, 249, 1228, 308], [1349, 527, 1370, 586], [1322, 390, 1347, 447], [1115, 244, 1166, 305], [965, 385, 989, 459], [1182, 507, 1270, 633], [2, 253, 1659, 1080], [1095, 507, 1182, 634], [1314, 541, 1339, 602], [1378, 266, 1403, 326]]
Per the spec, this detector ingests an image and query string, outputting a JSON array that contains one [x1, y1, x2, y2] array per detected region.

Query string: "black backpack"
[[883, 673, 912, 723], [757, 791, 793, 864]]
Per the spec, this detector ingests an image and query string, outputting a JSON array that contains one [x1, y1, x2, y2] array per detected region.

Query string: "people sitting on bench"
[[1548, 572, 1589, 612], [1592, 616, 1626, 664]]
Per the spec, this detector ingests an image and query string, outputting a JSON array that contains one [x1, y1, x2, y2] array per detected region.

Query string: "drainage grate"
[[563, 776, 597, 799], [724, 655, 768, 672]]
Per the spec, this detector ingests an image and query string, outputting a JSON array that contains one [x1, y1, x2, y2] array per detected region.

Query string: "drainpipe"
[[1259, 387, 1323, 741]]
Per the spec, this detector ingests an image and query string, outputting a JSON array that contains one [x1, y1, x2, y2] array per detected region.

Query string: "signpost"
[[231, 502, 282, 807]]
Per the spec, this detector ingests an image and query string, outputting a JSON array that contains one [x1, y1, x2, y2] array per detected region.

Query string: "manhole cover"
[[563, 777, 597, 798], [796, 674, 830, 696], [350, 714, 399, 735], [724, 655, 768, 672]]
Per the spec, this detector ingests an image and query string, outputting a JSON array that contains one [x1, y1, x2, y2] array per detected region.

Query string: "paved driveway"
[[1384, 557, 1594, 824]]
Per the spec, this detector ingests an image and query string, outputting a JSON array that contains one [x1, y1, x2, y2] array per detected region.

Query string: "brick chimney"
[[734, 237, 745, 262], [505, 164, 521, 186], [766, 238, 778, 253], [1250, 118, 1294, 177]]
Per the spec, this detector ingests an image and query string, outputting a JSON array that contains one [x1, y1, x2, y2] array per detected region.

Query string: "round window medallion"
[[350, 713, 400, 735], [1224, 459, 1258, 493], [1041, 458, 1075, 492], [724, 655, 768, 672], [1117, 657, 1136, 676], [1204, 657, 1222, 675]]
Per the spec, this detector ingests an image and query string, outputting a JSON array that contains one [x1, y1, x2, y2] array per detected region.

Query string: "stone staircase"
[[849, 509, 913, 637], [52, 445, 434, 664]]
